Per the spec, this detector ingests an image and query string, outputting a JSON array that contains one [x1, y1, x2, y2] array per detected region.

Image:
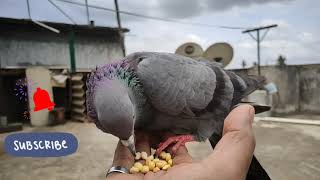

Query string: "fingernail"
[[244, 105, 255, 125], [236, 104, 255, 127]]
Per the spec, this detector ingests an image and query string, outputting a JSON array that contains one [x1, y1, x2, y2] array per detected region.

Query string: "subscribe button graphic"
[[4, 132, 78, 157]]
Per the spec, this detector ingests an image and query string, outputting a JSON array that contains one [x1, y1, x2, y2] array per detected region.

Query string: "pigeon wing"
[[133, 52, 217, 116]]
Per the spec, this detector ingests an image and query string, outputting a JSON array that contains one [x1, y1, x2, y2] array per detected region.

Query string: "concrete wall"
[[299, 66, 320, 113], [233, 64, 320, 115], [260, 66, 300, 114], [0, 30, 123, 69]]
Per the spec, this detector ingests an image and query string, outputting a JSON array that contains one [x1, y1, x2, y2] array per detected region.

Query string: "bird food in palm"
[[130, 150, 173, 174]]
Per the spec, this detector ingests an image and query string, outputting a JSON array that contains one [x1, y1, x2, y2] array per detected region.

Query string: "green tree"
[[277, 55, 286, 67]]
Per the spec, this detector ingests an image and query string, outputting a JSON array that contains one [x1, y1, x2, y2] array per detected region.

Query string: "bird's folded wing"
[[136, 53, 217, 116]]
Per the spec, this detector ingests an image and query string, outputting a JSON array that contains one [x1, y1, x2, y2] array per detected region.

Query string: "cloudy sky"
[[1, 0, 319, 68]]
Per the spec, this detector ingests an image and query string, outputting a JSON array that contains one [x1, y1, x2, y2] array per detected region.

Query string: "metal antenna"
[[85, 0, 90, 25], [48, 0, 77, 25], [54, 0, 249, 30], [26, 0, 60, 33], [114, 0, 126, 56], [242, 24, 278, 75], [26, 0, 32, 19]]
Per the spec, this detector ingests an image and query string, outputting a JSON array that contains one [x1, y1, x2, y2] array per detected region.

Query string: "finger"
[[135, 131, 151, 164], [223, 104, 255, 135], [203, 105, 255, 179], [112, 141, 135, 169], [135, 131, 151, 155]]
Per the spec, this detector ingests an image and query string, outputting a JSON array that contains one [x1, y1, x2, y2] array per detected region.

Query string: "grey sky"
[[0, 0, 319, 68]]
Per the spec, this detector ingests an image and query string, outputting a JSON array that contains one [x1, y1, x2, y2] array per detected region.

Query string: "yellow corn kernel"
[[146, 158, 152, 166], [141, 166, 150, 174], [165, 153, 172, 161], [141, 151, 148, 160], [153, 158, 160, 163], [160, 151, 167, 159], [167, 159, 173, 166], [134, 162, 143, 171], [153, 167, 160, 173], [162, 164, 171, 170], [156, 161, 165, 169], [148, 161, 156, 171], [130, 167, 140, 174], [160, 160, 168, 165], [148, 155, 154, 161], [135, 152, 141, 160]]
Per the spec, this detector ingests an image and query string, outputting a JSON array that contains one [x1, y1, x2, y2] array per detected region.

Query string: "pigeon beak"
[[121, 134, 136, 156]]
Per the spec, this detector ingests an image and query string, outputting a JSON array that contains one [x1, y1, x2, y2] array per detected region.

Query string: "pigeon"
[[87, 51, 265, 150], [86, 52, 270, 179]]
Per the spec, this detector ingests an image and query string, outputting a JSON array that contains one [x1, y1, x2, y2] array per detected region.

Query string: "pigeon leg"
[[156, 135, 194, 155]]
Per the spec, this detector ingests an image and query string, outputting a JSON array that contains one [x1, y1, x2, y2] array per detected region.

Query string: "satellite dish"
[[175, 42, 203, 58], [203, 42, 234, 67]]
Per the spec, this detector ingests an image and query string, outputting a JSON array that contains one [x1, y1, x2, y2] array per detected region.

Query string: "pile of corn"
[[129, 150, 173, 174]]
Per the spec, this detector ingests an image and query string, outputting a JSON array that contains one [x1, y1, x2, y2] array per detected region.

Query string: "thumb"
[[223, 104, 255, 135], [203, 105, 256, 179]]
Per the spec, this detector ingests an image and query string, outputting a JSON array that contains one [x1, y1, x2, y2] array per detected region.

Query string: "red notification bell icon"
[[33, 87, 55, 112]]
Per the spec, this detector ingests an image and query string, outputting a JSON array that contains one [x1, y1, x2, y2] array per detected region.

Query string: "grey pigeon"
[[86, 51, 267, 152]]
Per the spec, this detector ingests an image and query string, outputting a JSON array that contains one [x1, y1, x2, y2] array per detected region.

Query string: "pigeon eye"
[[138, 57, 144, 62]]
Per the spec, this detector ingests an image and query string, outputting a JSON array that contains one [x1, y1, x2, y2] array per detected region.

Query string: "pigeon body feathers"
[[87, 52, 264, 143]]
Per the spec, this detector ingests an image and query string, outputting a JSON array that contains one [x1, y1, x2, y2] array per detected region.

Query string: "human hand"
[[107, 105, 255, 180]]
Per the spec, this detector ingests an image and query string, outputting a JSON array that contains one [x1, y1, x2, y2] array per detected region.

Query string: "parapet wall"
[[232, 64, 320, 115]]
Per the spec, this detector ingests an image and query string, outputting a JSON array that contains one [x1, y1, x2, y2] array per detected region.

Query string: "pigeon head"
[[86, 63, 143, 155], [94, 79, 136, 154]]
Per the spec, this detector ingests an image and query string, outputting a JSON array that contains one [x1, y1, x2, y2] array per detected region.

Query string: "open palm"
[[108, 105, 255, 180]]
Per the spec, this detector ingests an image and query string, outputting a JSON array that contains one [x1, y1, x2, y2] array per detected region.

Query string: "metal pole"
[[69, 31, 76, 72], [48, 0, 77, 24], [257, 30, 261, 76], [32, 20, 60, 33], [114, 0, 126, 56], [85, 0, 90, 25], [242, 24, 278, 75], [26, 0, 32, 19]]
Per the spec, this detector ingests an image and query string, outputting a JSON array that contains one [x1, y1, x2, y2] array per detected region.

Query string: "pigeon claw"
[[156, 135, 194, 156]]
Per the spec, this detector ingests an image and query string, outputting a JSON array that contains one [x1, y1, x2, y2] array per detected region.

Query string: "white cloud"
[[238, 41, 256, 49], [125, 21, 209, 53], [298, 32, 313, 42]]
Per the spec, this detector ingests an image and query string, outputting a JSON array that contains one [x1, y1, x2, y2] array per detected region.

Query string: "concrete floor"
[[0, 120, 319, 180]]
